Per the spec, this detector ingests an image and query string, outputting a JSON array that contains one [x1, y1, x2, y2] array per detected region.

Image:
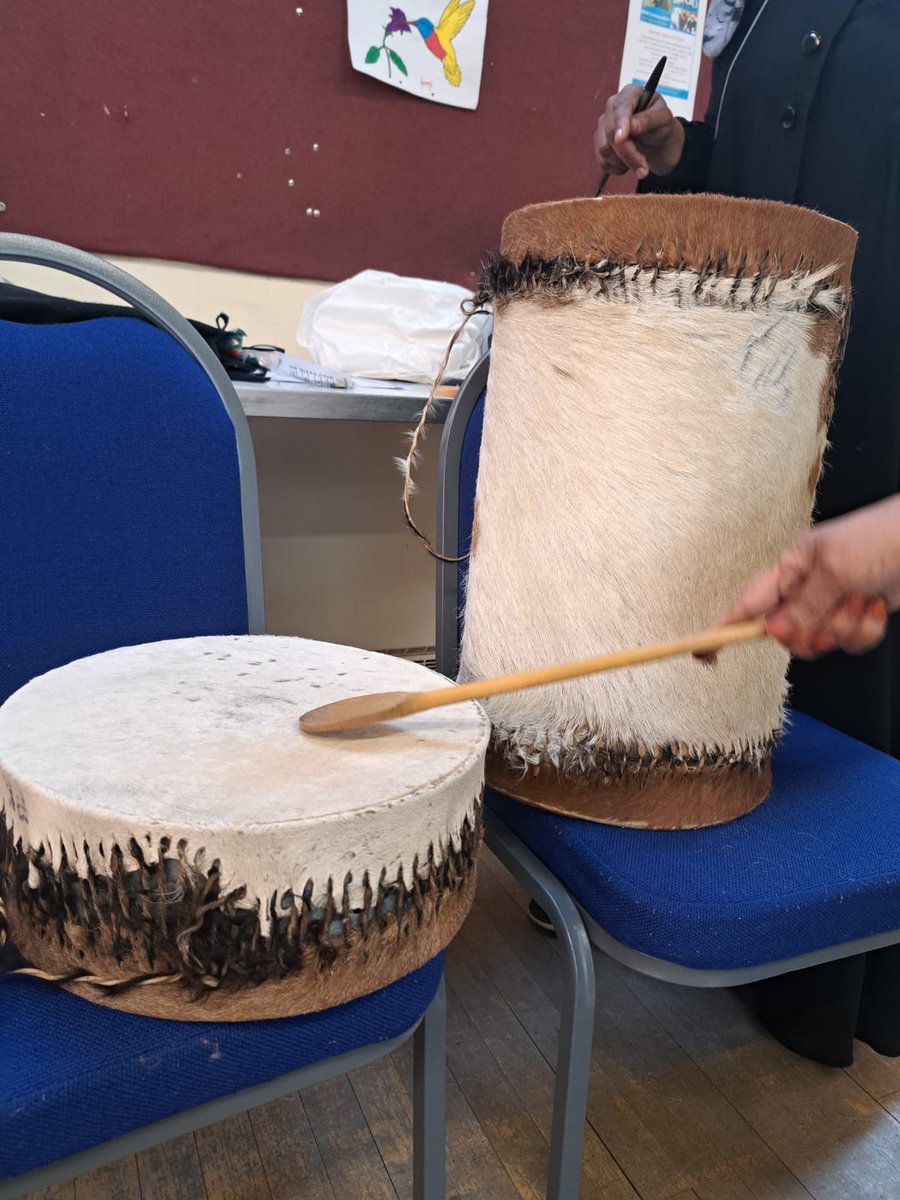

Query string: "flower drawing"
[[365, 7, 411, 78], [385, 7, 411, 33]]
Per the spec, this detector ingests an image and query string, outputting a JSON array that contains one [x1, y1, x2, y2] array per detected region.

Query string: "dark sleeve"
[[637, 118, 715, 194]]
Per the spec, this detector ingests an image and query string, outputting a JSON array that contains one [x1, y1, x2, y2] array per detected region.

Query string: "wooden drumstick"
[[299, 617, 768, 735]]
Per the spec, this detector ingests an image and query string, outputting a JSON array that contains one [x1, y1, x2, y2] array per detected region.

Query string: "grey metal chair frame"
[[0, 235, 447, 1200], [436, 352, 900, 1200]]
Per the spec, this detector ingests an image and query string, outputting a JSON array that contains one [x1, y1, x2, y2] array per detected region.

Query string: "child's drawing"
[[348, 0, 488, 110]]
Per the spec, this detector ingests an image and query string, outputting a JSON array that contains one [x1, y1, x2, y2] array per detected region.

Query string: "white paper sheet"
[[618, 0, 709, 121], [347, 0, 489, 111]]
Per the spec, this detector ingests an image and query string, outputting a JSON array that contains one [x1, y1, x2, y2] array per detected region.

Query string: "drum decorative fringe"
[[0, 806, 480, 1019], [460, 195, 857, 830]]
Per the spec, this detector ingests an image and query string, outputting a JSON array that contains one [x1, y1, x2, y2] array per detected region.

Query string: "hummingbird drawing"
[[410, 0, 475, 87]]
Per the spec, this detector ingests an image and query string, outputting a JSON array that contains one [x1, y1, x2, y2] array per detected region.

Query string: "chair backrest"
[[435, 351, 489, 678], [0, 234, 265, 705]]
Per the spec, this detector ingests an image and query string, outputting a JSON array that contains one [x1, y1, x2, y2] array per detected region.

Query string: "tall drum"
[[460, 195, 856, 829]]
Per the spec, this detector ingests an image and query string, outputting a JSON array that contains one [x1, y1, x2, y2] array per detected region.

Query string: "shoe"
[[527, 898, 556, 935]]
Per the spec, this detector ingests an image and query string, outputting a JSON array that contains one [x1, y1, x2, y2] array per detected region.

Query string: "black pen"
[[595, 54, 667, 198]]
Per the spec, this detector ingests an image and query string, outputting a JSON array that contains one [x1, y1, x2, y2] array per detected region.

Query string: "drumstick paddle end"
[[300, 691, 416, 734]]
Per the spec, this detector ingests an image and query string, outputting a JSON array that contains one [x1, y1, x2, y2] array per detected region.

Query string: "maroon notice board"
[[0, 3, 709, 286]]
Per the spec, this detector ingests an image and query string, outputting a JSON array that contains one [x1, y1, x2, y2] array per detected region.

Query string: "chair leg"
[[485, 817, 596, 1200], [545, 898, 596, 1200], [413, 975, 447, 1200]]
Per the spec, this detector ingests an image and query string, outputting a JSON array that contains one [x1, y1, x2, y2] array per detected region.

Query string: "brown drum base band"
[[4, 870, 476, 1021], [486, 752, 772, 830]]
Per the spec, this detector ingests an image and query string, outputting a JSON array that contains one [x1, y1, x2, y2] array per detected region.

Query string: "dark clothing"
[[643, 0, 900, 1066]]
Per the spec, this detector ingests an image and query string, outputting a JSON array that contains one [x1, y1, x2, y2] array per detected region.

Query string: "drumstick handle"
[[410, 618, 768, 714]]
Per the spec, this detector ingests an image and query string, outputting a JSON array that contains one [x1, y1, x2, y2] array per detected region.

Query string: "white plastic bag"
[[297, 269, 484, 383]]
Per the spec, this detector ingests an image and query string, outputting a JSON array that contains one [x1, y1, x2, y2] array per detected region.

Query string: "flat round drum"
[[0, 636, 489, 1020]]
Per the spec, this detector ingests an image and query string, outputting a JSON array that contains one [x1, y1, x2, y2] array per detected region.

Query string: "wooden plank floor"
[[23, 849, 900, 1200]]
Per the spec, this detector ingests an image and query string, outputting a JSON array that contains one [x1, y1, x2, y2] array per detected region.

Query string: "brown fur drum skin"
[[460, 195, 857, 829]]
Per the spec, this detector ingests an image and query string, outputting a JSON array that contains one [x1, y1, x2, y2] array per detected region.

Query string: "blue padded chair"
[[436, 353, 900, 1200], [0, 234, 447, 1199]]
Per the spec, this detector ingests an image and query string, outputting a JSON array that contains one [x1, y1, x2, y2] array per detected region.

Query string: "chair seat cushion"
[[0, 955, 442, 1180], [487, 713, 900, 971]]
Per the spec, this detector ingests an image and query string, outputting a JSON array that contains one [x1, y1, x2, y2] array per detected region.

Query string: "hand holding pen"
[[594, 57, 674, 195]]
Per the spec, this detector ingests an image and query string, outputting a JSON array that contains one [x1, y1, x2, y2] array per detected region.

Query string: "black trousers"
[[749, 945, 900, 1067], [760, 636, 900, 1067]]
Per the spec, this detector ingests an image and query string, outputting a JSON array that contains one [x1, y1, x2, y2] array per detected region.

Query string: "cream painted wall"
[[2, 256, 440, 653]]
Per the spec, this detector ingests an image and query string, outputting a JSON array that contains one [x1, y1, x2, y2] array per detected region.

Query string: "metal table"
[[235, 381, 451, 423]]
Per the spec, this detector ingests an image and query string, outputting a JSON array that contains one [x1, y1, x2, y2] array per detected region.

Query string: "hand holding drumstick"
[[702, 496, 900, 661]]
